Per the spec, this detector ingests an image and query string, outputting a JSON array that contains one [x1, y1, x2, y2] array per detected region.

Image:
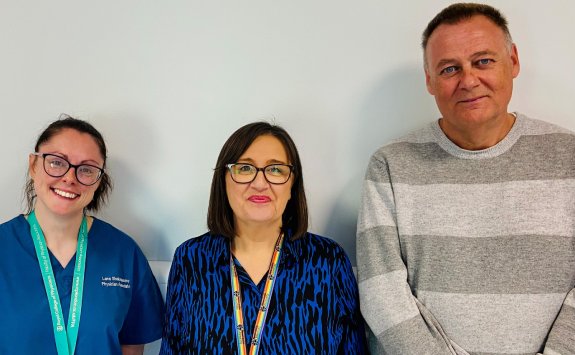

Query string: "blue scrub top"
[[0, 215, 164, 355]]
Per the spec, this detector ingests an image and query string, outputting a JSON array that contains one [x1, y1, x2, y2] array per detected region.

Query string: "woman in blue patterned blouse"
[[160, 122, 367, 354]]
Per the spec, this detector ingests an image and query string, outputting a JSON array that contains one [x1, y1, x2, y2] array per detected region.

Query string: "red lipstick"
[[248, 195, 271, 203]]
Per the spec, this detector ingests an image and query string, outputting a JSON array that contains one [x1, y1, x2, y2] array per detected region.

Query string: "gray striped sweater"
[[357, 113, 575, 355]]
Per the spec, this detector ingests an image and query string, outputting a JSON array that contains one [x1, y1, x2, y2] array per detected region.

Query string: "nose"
[[250, 169, 269, 189], [61, 166, 78, 184], [459, 67, 479, 90]]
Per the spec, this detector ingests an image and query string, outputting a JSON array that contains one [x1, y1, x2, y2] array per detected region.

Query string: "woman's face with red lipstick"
[[226, 134, 293, 232], [29, 128, 104, 218]]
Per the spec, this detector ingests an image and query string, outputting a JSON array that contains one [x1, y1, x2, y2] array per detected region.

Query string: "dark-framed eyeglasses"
[[226, 163, 293, 185], [32, 153, 104, 186]]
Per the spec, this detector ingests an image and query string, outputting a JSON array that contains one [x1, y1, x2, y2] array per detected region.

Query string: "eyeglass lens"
[[42, 154, 102, 186], [228, 163, 291, 184]]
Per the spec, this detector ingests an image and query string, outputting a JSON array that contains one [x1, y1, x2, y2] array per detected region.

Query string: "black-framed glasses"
[[32, 153, 104, 186], [226, 163, 293, 185]]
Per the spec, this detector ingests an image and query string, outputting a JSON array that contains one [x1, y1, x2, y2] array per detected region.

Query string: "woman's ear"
[[28, 154, 38, 180]]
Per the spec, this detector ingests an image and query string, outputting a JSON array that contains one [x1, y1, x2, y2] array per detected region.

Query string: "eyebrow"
[[43, 151, 103, 166], [435, 58, 458, 71], [237, 158, 289, 165], [471, 50, 497, 59]]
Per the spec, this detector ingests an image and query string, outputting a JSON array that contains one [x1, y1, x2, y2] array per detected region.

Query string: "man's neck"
[[439, 113, 516, 150]]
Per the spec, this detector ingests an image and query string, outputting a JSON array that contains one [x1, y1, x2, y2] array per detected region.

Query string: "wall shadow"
[[323, 66, 438, 265], [95, 114, 171, 261]]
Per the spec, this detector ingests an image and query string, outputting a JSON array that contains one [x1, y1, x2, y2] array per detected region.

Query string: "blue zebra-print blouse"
[[160, 232, 367, 354]]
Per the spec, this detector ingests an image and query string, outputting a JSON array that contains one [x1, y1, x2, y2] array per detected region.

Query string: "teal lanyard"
[[28, 211, 88, 355]]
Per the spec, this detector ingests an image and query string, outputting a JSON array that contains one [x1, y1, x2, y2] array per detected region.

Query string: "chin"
[[454, 108, 495, 123], [244, 213, 281, 225], [48, 205, 84, 217]]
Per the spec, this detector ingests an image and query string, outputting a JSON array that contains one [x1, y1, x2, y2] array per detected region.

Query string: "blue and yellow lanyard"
[[28, 211, 88, 355]]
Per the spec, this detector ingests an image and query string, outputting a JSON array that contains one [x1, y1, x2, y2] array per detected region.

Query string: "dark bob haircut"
[[207, 121, 308, 240], [25, 114, 112, 213], [422, 3, 512, 52]]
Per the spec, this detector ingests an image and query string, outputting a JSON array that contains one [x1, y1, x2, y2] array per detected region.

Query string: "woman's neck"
[[231, 222, 281, 253], [231, 223, 282, 284], [32, 205, 84, 267]]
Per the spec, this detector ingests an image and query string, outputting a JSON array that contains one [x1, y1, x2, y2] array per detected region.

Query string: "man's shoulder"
[[385, 121, 438, 146], [370, 121, 440, 161], [517, 114, 575, 136]]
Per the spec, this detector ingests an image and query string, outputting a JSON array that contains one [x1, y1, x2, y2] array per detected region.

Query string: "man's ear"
[[510, 43, 520, 79], [425, 68, 435, 95]]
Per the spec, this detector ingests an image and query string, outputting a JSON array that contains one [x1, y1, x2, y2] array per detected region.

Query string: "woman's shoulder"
[[296, 232, 350, 260], [173, 232, 228, 259], [0, 215, 29, 252], [301, 232, 345, 249], [89, 217, 143, 251], [290, 233, 356, 281], [0, 215, 26, 230]]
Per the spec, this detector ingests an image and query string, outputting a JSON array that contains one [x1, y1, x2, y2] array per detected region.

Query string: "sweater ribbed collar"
[[431, 112, 524, 159]]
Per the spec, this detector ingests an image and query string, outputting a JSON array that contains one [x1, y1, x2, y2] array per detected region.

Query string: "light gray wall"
[[3, 0, 575, 260], [1, 2, 574, 350]]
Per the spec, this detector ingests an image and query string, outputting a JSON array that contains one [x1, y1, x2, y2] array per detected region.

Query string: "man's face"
[[424, 15, 520, 135]]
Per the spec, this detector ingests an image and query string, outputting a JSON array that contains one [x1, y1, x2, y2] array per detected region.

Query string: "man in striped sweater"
[[357, 3, 575, 355]]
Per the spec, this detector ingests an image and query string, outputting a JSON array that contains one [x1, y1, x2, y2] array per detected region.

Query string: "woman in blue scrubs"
[[161, 122, 367, 354], [0, 115, 164, 354]]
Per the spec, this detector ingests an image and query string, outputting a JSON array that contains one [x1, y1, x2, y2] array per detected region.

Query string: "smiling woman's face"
[[29, 128, 104, 218], [225, 134, 293, 234]]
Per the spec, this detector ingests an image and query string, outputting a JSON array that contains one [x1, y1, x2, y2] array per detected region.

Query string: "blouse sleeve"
[[334, 246, 368, 354], [159, 244, 192, 354]]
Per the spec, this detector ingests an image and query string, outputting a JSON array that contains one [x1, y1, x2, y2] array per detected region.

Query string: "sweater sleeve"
[[356, 154, 465, 355], [543, 288, 575, 354]]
